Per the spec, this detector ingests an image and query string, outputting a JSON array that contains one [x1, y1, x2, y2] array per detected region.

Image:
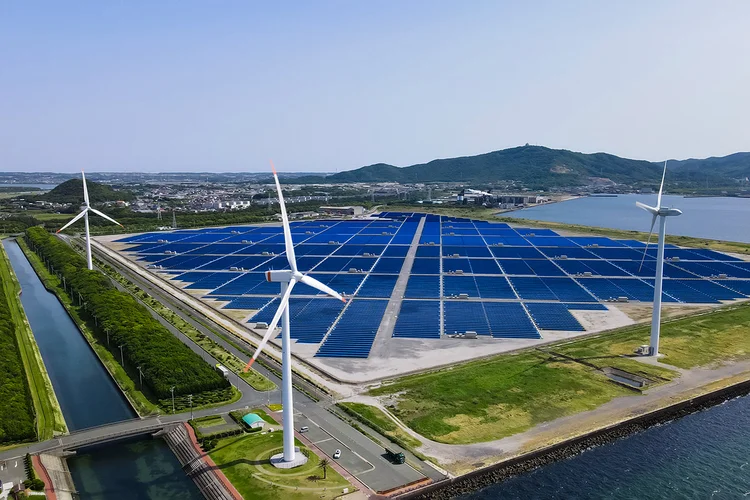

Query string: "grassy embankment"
[[17, 237, 163, 416], [0, 243, 67, 441], [94, 258, 275, 391], [210, 432, 352, 500], [338, 402, 421, 449], [369, 301, 750, 445]]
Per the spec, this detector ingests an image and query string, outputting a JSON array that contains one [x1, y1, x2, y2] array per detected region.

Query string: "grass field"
[[0, 241, 67, 440], [338, 402, 421, 449], [369, 298, 750, 444], [192, 415, 226, 428], [210, 432, 352, 500]]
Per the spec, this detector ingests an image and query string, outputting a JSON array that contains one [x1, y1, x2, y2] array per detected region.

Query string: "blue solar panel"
[[393, 301, 440, 339], [444, 301, 490, 335], [484, 303, 540, 339], [525, 303, 584, 331], [372, 258, 405, 274], [357, 274, 399, 298], [474, 276, 517, 298], [405, 276, 440, 298], [315, 299, 387, 358], [223, 297, 272, 310], [411, 258, 440, 274], [443, 276, 479, 297]]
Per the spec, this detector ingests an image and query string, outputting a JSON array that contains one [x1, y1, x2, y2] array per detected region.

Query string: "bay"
[[506, 194, 750, 243]]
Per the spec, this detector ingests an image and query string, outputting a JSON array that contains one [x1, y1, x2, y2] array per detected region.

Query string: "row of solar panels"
[[238, 296, 601, 358]]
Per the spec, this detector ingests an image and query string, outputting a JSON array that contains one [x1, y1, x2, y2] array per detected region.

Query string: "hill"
[[322, 146, 750, 188], [39, 179, 134, 204]]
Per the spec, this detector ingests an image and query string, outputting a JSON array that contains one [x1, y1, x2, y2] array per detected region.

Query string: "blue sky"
[[2, 1, 749, 173]]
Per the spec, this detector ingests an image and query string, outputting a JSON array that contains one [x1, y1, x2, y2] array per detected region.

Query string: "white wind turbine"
[[636, 161, 682, 356], [57, 171, 124, 270], [243, 162, 346, 468]]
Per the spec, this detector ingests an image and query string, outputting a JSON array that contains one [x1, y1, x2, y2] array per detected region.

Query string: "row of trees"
[[0, 258, 36, 443], [25, 227, 229, 399]]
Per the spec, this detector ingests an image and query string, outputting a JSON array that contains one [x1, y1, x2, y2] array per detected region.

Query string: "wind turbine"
[[636, 161, 682, 356], [57, 171, 124, 270], [243, 162, 346, 468]]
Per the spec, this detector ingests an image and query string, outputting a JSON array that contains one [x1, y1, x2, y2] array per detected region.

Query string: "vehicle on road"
[[385, 447, 405, 464], [333, 449, 341, 459], [299, 426, 309, 433]]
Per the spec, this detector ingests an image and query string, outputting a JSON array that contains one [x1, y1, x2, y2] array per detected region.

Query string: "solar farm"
[[101, 212, 750, 381]]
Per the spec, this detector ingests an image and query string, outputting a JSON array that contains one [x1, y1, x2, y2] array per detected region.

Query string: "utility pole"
[[118, 344, 124, 365], [171, 386, 176, 414], [188, 394, 193, 420], [105, 328, 110, 345], [172, 210, 177, 230], [137, 366, 143, 388]]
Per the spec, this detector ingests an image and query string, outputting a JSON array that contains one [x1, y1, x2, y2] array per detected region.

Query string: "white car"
[[333, 449, 341, 459]]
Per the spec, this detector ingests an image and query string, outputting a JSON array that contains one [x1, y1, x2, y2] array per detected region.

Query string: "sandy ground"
[[342, 359, 750, 474]]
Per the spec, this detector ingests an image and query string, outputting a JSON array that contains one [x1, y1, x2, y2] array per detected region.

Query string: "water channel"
[[3, 239, 200, 498]]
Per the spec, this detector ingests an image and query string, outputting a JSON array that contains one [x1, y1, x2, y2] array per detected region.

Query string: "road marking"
[[312, 437, 333, 445]]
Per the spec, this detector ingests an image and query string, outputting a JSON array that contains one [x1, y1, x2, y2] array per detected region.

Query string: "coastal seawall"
[[399, 377, 750, 500]]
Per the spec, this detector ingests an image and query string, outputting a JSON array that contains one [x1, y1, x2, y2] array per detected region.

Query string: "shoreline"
[[398, 376, 750, 499]]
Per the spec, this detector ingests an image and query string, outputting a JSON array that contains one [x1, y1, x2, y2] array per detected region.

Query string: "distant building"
[[320, 206, 365, 216]]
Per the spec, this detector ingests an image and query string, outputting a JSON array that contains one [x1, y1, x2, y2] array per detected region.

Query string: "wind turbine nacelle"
[[658, 208, 682, 217], [266, 270, 293, 282]]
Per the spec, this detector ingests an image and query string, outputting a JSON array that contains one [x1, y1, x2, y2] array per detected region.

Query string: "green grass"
[[557, 302, 750, 370], [370, 299, 750, 444], [369, 350, 634, 444], [338, 402, 421, 449], [268, 403, 283, 412], [0, 241, 66, 440], [192, 415, 226, 428], [210, 432, 353, 500]]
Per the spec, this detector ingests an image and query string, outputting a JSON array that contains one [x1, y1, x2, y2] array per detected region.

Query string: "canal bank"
[[3, 238, 135, 431], [3, 238, 205, 498]]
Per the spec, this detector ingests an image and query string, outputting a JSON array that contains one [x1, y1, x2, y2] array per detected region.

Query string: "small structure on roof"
[[242, 413, 265, 429]]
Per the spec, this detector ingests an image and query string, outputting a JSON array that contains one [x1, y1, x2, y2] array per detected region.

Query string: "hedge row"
[[0, 264, 36, 444], [25, 228, 229, 399]]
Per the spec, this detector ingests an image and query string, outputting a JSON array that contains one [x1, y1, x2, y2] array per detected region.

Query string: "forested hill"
[[320, 146, 750, 187], [39, 179, 134, 203]]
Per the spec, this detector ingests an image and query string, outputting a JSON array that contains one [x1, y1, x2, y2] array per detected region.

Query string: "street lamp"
[[170, 386, 176, 414], [137, 366, 143, 388], [188, 394, 193, 420], [105, 328, 110, 345], [118, 344, 124, 365]]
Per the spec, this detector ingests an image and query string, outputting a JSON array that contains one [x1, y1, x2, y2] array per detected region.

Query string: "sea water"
[[506, 194, 750, 243], [465, 394, 750, 499]]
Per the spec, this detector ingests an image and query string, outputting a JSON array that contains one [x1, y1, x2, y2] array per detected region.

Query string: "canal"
[[3, 239, 202, 499], [3, 238, 135, 430]]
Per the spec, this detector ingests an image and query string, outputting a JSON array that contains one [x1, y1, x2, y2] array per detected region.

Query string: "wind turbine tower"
[[172, 210, 177, 229], [636, 161, 682, 356], [57, 171, 124, 270], [243, 163, 346, 468]]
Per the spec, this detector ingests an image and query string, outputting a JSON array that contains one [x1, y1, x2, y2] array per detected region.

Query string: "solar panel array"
[[116, 212, 750, 360]]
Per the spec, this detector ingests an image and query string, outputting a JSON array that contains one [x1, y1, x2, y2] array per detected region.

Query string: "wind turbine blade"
[[81, 170, 90, 206], [638, 214, 658, 272], [656, 160, 667, 209], [89, 207, 124, 228], [56, 209, 88, 233], [243, 279, 296, 371], [298, 273, 347, 302], [271, 161, 297, 273], [635, 201, 658, 215]]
